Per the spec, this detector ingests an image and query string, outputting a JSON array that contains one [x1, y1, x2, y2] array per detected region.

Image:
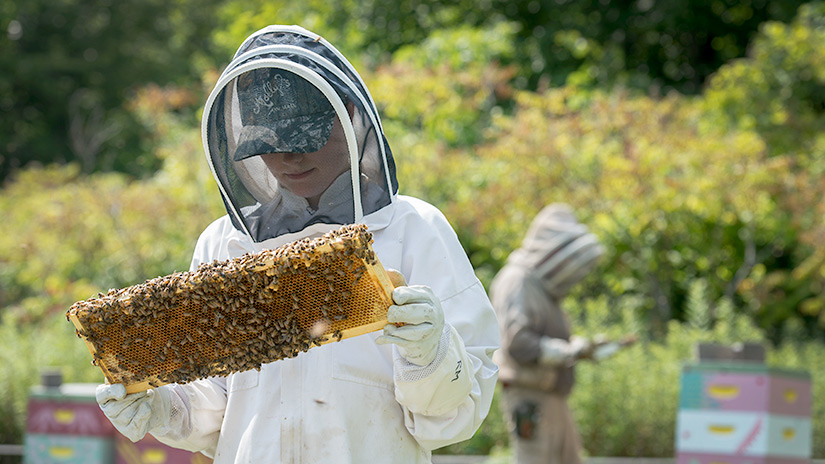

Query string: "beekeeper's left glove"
[[96, 383, 172, 442], [376, 285, 445, 366]]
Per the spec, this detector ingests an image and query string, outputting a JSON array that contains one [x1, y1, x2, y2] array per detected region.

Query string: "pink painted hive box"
[[115, 433, 213, 464], [26, 383, 115, 437], [679, 363, 811, 416]]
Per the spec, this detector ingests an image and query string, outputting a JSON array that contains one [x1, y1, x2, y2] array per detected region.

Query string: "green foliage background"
[[2, 0, 825, 460]]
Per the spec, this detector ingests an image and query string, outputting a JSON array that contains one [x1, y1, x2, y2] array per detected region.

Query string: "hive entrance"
[[67, 225, 397, 393]]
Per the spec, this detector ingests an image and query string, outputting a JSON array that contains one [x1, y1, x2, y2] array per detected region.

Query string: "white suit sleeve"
[[151, 378, 227, 457], [391, 282, 499, 451]]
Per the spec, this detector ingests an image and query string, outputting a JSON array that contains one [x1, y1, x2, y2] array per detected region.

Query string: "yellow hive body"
[[67, 224, 400, 393]]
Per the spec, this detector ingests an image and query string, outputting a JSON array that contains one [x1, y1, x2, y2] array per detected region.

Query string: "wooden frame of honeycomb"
[[67, 224, 401, 393]]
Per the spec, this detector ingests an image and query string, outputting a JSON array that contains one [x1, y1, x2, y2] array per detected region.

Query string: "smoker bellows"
[[67, 224, 399, 393]]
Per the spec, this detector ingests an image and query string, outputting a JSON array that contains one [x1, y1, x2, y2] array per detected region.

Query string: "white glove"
[[376, 285, 445, 366], [538, 336, 591, 366], [592, 342, 621, 361], [96, 384, 172, 442]]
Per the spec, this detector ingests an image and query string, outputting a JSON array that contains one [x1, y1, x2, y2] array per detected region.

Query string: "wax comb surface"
[[67, 224, 397, 393]]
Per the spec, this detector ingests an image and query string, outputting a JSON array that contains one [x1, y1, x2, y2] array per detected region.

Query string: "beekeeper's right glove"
[[538, 335, 594, 366], [96, 383, 172, 442], [592, 342, 622, 361]]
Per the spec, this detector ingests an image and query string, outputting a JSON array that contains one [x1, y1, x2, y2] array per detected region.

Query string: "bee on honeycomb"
[[67, 224, 396, 393]]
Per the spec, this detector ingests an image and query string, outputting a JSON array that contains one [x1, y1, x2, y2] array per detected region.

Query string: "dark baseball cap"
[[233, 68, 336, 161]]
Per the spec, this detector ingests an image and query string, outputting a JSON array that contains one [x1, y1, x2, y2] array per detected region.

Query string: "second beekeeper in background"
[[94, 25, 499, 463], [490, 203, 623, 464]]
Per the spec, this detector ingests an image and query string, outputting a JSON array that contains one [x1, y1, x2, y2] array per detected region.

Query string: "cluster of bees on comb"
[[66, 224, 391, 392]]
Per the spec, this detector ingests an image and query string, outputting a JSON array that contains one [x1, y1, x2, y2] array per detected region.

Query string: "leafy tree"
[[0, 0, 222, 181], [0, 79, 221, 451], [366, 5, 825, 341], [487, 0, 808, 92], [702, 2, 825, 340], [213, 0, 806, 94], [0, 84, 221, 317], [2, 0, 808, 184], [704, 2, 825, 156]]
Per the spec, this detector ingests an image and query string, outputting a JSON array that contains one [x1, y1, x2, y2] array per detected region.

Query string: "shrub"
[[0, 87, 224, 446]]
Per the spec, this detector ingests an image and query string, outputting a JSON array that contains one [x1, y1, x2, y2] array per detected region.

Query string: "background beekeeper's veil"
[[512, 203, 604, 298], [202, 26, 398, 243]]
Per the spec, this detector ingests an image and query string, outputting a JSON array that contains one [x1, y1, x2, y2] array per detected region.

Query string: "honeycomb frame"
[[67, 224, 399, 393]]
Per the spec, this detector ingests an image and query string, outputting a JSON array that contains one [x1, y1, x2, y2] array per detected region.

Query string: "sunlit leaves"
[[366, 7, 825, 339], [704, 2, 825, 156]]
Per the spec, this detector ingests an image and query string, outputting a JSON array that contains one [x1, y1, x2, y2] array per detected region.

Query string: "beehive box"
[[676, 409, 811, 458], [115, 433, 212, 464], [676, 452, 811, 464], [24, 382, 211, 464], [679, 363, 811, 416], [24, 383, 112, 464], [67, 224, 400, 393], [26, 383, 115, 437], [676, 362, 812, 462], [24, 434, 114, 464]]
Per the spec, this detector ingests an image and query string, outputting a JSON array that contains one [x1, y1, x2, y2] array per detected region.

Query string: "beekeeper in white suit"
[[95, 25, 499, 463]]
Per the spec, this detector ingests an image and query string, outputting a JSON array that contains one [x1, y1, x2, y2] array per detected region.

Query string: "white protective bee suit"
[[99, 25, 499, 463]]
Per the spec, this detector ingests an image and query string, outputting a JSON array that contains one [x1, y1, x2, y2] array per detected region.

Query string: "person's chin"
[[285, 183, 323, 200]]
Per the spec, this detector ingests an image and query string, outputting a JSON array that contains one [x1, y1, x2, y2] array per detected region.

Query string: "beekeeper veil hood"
[[508, 203, 604, 298], [202, 25, 398, 244]]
